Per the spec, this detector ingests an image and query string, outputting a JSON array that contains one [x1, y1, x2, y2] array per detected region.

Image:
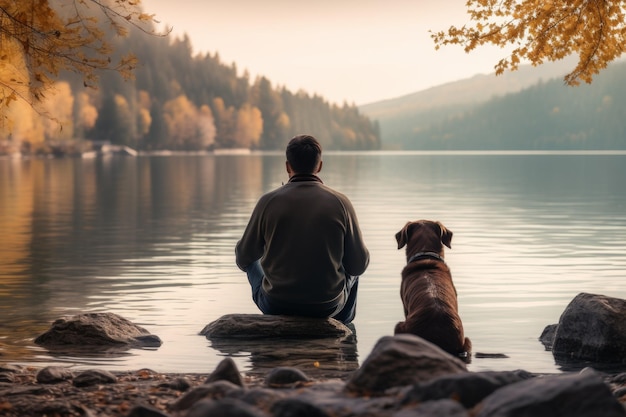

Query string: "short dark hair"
[[286, 134, 322, 174]]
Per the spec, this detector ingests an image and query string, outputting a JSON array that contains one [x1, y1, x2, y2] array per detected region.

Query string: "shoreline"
[[2, 359, 624, 417]]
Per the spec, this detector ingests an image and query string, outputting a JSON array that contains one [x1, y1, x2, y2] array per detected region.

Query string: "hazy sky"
[[140, 1, 508, 105]]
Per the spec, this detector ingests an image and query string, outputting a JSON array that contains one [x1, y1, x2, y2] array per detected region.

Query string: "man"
[[235, 134, 369, 324]]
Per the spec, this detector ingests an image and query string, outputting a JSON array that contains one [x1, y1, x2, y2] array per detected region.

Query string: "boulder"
[[401, 370, 534, 408], [540, 293, 626, 364], [199, 314, 352, 339], [475, 369, 625, 417], [396, 399, 469, 417], [344, 333, 468, 395], [34, 312, 162, 351]]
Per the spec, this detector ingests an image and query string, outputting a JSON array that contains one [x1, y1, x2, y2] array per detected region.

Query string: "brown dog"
[[395, 220, 471, 359]]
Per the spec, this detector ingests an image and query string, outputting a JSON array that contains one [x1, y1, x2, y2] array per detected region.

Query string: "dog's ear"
[[395, 222, 412, 249], [438, 222, 453, 249]]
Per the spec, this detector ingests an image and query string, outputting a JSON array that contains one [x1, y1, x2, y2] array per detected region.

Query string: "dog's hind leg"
[[462, 337, 472, 354], [394, 322, 406, 334]]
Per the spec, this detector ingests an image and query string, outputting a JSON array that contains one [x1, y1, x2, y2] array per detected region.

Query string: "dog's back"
[[395, 260, 470, 356], [394, 220, 472, 358]]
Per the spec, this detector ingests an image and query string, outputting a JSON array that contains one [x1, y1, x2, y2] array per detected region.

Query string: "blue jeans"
[[245, 260, 359, 324]]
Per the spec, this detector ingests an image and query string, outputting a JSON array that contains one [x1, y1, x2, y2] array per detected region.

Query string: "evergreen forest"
[[2, 20, 380, 153]]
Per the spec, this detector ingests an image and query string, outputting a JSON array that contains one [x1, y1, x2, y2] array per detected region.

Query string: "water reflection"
[[208, 334, 359, 379], [0, 152, 625, 374]]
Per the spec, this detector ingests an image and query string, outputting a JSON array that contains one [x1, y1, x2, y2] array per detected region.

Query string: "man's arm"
[[235, 202, 265, 271], [342, 199, 369, 276]]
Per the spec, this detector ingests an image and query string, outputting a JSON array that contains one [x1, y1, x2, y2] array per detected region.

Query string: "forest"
[[0, 16, 380, 154], [376, 61, 626, 150]]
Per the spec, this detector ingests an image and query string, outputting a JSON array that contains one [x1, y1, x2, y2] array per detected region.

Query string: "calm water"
[[1, 151, 625, 375]]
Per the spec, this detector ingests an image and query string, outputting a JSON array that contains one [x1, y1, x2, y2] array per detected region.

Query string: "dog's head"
[[395, 220, 452, 255]]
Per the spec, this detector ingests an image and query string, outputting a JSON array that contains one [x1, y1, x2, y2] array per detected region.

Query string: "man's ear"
[[316, 160, 323, 173], [286, 161, 293, 175]]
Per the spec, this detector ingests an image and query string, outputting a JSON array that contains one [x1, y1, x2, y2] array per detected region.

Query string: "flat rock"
[[200, 314, 352, 339], [34, 312, 162, 350], [203, 315, 358, 379]]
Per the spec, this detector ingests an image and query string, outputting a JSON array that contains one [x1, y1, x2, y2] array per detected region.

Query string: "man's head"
[[286, 134, 323, 175]]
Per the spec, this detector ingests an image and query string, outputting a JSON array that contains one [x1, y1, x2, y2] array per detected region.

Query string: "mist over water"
[[1, 151, 625, 374]]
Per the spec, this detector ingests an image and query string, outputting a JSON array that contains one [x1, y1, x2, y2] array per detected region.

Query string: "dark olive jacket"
[[235, 174, 369, 307]]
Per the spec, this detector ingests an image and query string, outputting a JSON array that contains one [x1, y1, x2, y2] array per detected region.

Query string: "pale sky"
[[140, 1, 508, 105]]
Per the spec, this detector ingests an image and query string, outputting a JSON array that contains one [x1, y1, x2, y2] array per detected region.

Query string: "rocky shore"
[[1, 336, 626, 417], [2, 292, 626, 416]]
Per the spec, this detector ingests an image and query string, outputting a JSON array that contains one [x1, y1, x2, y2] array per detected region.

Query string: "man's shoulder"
[[316, 185, 358, 212], [265, 182, 352, 203], [319, 183, 350, 199], [258, 186, 284, 203]]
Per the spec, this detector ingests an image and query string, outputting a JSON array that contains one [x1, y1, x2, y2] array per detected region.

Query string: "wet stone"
[[36, 366, 75, 384], [265, 366, 311, 388], [205, 357, 245, 386], [72, 369, 117, 387]]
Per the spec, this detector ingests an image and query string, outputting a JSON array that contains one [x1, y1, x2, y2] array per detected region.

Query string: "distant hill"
[[358, 57, 626, 150], [360, 59, 576, 120]]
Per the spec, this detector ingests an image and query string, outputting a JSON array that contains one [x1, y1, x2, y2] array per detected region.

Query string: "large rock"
[[401, 370, 533, 408], [34, 312, 162, 351], [202, 314, 357, 378], [475, 369, 625, 417], [200, 314, 352, 339], [345, 333, 468, 395], [540, 293, 626, 364]]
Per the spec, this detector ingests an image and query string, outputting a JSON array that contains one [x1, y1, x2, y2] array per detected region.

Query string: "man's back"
[[236, 176, 368, 306]]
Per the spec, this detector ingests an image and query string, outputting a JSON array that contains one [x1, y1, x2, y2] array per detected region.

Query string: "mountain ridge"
[[359, 58, 577, 120], [358, 57, 626, 150]]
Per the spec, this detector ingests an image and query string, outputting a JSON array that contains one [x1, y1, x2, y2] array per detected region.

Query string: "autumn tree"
[[41, 81, 74, 141], [162, 95, 215, 150], [73, 91, 98, 139], [432, 0, 626, 86], [233, 103, 263, 149], [0, 0, 159, 112], [212, 97, 236, 148]]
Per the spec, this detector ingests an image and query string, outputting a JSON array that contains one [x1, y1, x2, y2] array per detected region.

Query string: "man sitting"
[[235, 134, 369, 324]]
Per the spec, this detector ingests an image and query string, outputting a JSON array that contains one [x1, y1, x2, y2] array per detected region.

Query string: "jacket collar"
[[288, 174, 323, 184]]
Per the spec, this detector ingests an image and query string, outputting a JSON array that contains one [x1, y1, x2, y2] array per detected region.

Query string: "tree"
[[0, 0, 160, 112], [432, 1, 626, 86], [162, 95, 215, 150], [233, 103, 263, 149], [41, 81, 74, 141]]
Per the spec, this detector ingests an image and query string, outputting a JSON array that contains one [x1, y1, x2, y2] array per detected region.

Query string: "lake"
[[1, 151, 625, 376]]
